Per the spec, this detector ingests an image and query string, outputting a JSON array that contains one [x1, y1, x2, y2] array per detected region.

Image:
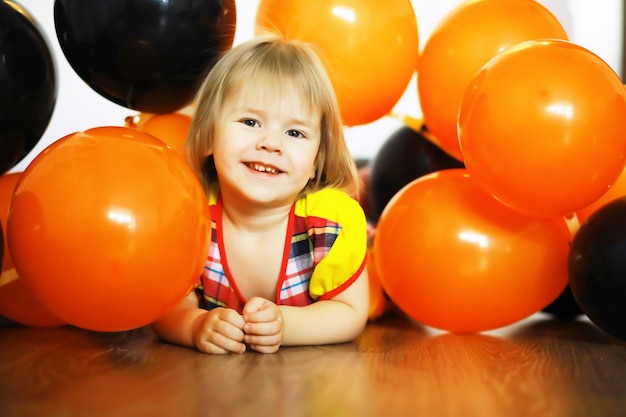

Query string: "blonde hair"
[[185, 35, 359, 199]]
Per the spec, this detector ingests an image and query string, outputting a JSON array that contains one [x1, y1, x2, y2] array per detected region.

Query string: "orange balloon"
[[0, 270, 65, 327], [124, 112, 155, 129], [418, 0, 567, 161], [7, 127, 211, 332], [576, 166, 626, 225], [366, 247, 387, 321], [0, 172, 65, 327], [458, 40, 626, 217], [255, 0, 419, 127], [0, 172, 20, 271], [126, 112, 192, 153], [373, 169, 569, 333]]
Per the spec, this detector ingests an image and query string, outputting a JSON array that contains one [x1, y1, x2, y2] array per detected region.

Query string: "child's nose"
[[256, 130, 283, 153]]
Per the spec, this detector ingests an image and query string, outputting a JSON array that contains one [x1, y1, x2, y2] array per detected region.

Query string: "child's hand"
[[191, 308, 246, 354], [242, 297, 284, 353]]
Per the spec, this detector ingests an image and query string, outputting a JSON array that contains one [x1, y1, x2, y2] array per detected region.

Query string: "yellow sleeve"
[[294, 188, 368, 300], [207, 183, 220, 205]]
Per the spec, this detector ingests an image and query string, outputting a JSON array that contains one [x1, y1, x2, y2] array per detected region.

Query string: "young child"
[[152, 35, 369, 354]]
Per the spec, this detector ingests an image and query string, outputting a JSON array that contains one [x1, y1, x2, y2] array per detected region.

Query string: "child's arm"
[[243, 269, 369, 352], [152, 292, 247, 354]]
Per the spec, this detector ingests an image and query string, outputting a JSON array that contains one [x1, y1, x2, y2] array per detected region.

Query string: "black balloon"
[[541, 284, 583, 319], [568, 197, 626, 341], [368, 124, 464, 222], [54, 0, 237, 114], [0, 1, 57, 175]]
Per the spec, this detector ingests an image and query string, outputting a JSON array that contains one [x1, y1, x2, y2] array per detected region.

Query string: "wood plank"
[[0, 312, 625, 417]]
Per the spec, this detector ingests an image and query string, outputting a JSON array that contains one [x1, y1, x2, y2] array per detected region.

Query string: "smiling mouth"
[[245, 162, 282, 174]]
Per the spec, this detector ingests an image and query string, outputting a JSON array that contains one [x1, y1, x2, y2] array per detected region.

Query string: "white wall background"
[[9, 0, 624, 172]]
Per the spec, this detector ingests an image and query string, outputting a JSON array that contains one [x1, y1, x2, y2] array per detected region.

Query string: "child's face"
[[212, 84, 321, 207]]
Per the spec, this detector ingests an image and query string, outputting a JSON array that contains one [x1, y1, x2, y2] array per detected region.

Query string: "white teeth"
[[249, 163, 279, 174]]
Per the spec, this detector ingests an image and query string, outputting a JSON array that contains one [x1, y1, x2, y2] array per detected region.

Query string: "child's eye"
[[240, 119, 259, 127], [286, 129, 305, 139]]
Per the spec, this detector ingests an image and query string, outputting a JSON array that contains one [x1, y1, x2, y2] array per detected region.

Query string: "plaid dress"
[[196, 187, 368, 313]]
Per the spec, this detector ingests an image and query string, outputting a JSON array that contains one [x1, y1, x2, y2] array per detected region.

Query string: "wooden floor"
[[1, 311, 625, 417]]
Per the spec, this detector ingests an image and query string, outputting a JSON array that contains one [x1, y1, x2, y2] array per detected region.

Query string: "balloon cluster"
[[417, 0, 568, 161], [363, 0, 626, 341], [0, 0, 233, 330]]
